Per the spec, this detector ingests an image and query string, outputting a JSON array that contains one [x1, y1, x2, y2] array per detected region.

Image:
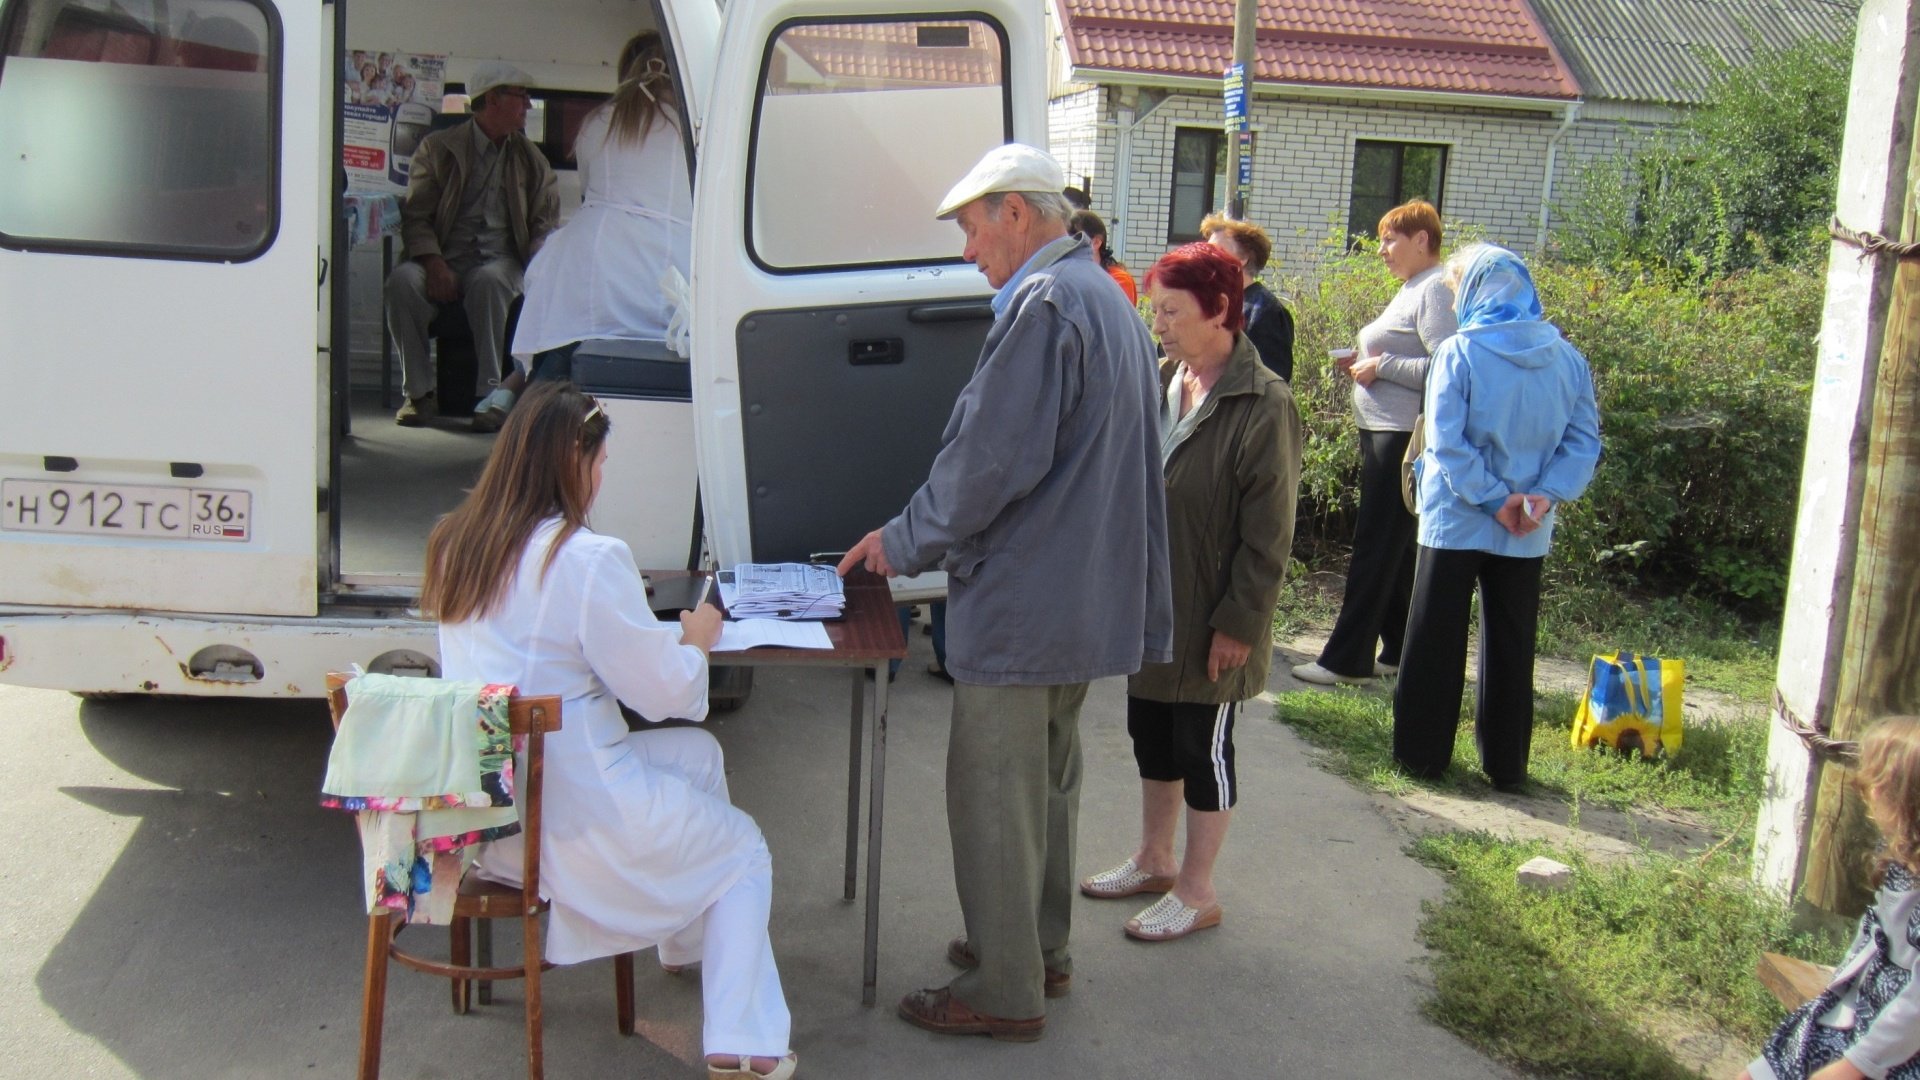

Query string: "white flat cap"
[[935, 143, 1066, 220], [468, 60, 535, 101]]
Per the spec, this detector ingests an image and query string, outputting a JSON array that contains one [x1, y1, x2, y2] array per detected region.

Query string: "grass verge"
[[1411, 833, 1841, 1078], [1272, 685, 1768, 838], [1274, 570, 1781, 705], [1269, 645, 1814, 1077]]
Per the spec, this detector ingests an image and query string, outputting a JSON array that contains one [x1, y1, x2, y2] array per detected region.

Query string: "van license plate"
[[1, 479, 252, 541]]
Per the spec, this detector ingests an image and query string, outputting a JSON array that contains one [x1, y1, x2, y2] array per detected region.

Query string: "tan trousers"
[[945, 680, 1088, 1019]]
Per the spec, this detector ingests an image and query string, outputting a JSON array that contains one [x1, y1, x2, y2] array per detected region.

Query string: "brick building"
[[1046, 0, 1855, 272]]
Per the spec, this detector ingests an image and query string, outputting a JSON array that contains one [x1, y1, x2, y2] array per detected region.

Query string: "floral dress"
[[1755, 862, 1920, 1080]]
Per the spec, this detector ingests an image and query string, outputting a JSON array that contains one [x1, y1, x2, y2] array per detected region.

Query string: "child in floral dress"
[[1745, 716, 1920, 1080]]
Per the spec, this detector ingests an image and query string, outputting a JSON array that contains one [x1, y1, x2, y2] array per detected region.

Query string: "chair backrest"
[[324, 672, 562, 909]]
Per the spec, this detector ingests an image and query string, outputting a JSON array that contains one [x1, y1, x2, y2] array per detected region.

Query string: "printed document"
[[714, 619, 834, 652]]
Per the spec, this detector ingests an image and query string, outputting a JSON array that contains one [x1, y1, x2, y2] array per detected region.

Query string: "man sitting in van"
[[385, 61, 558, 430]]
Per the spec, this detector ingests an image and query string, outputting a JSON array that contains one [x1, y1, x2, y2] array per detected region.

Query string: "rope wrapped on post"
[[1774, 686, 1860, 766], [1830, 216, 1920, 261]]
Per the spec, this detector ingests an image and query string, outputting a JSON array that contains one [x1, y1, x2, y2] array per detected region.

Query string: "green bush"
[[1274, 239, 1821, 608], [1557, 37, 1852, 276]]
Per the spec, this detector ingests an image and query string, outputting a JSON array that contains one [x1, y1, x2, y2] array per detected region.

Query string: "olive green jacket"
[[399, 119, 558, 267], [1129, 333, 1302, 704]]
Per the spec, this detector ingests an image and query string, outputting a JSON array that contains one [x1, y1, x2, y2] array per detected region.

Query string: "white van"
[[0, 0, 1038, 696]]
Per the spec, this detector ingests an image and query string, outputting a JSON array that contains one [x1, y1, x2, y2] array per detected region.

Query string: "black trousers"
[[1391, 545, 1543, 786], [1318, 429, 1418, 677]]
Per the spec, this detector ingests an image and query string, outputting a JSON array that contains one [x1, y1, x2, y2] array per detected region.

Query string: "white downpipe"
[[1111, 89, 1167, 265], [1535, 101, 1581, 253]]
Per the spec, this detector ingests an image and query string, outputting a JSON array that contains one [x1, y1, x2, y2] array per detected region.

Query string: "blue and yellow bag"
[[1569, 652, 1685, 759]]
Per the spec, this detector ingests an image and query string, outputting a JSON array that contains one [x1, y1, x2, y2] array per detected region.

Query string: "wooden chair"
[[325, 673, 634, 1080]]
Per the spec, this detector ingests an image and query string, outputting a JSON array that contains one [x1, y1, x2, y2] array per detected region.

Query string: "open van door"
[[0, 0, 320, 617], [689, 0, 1047, 573]]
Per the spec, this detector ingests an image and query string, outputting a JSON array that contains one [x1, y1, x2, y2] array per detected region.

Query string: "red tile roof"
[[1059, 0, 1580, 101]]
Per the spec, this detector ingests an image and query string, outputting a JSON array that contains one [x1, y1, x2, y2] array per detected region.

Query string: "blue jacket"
[[1413, 247, 1601, 557], [881, 235, 1174, 685]]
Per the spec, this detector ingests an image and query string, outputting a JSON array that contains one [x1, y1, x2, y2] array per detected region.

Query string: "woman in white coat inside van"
[[510, 31, 691, 379], [421, 382, 797, 1080]]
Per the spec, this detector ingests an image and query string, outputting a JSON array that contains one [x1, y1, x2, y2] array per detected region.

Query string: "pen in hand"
[[679, 576, 723, 655]]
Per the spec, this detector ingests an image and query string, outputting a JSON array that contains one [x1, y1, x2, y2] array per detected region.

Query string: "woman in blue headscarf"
[[1391, 244, 1601, 791]]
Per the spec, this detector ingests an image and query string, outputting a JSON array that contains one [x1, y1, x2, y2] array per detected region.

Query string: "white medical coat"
[[510, 107, 692, 362], [438, 519, 764, 964]]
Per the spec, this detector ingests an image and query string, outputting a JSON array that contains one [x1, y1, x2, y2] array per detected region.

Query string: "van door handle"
[[849, 338, 903, 365], [907, 303, 993, 323]]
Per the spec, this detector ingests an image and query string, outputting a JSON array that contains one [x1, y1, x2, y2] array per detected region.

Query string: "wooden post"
[[1802, 111, 1920, 913], [1753, 0, 1920, 899]]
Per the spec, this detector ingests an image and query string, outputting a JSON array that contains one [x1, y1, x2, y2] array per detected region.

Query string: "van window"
[[0, 0, 278, 261], [749, 17, 1008, 272]]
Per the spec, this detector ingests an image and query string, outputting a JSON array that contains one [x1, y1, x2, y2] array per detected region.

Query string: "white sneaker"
[[471, 386, 515, 433], [1375, 661, 1400, 677], [1291, 662, 1371, 686]]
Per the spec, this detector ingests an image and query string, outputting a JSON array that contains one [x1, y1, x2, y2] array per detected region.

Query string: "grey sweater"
[[881, 237, 1174, 685], [1352, 266, 1457, 432]]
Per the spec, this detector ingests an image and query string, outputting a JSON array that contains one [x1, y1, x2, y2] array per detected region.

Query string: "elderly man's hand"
[[837, 529, 896, 579], [423, 257, 459, 303], [1207, 631, 1252, 682]]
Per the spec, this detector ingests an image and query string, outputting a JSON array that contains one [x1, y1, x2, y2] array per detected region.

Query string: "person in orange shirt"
[[1069, 209, 1137, 304]]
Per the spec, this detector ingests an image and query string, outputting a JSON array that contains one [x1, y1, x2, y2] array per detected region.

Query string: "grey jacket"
[[882, 238, 1173, 685], [1352, 266, 1456, 431], [399, 119, 559, 267]]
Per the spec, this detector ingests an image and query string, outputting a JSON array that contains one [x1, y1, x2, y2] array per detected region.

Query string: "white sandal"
[[1124, 893, 1223, 941], [1079, 857, 1177, 899], [707, 1052, 797, 1080]]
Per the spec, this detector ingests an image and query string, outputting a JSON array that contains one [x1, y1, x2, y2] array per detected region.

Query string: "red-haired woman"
[[1079, 243, 1301, 942]]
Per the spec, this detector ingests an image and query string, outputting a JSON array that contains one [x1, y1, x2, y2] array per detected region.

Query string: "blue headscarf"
[[1453, 244, 1544, 330]]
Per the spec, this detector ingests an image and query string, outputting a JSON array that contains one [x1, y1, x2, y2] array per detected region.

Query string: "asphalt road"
[[1, 635, 1518, 1080]]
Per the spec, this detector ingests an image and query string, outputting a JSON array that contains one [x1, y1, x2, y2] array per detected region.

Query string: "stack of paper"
[[715, 563, 846, 620]]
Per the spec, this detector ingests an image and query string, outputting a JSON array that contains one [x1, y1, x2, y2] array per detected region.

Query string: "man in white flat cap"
[[385, 60, 558, 430], [839, 143, 1172, 1040]]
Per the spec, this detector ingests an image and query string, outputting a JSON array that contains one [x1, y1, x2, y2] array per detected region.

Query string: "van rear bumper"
[[0, 605, 437, 698]]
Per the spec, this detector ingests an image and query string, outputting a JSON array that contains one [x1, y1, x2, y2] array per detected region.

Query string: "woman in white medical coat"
[[421, 382, 797, 1080], [511, 31, 692, 376]]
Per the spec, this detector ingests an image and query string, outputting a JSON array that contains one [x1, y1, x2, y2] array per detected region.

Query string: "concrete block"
[[1517, 856, 1574, 893]]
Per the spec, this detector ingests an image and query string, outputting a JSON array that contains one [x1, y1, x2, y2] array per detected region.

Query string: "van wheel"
[[709, 666, 753, 712]]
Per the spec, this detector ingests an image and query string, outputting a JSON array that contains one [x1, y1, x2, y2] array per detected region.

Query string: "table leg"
[[844, 669, 864, 903], [863, 662, 888, 1007]]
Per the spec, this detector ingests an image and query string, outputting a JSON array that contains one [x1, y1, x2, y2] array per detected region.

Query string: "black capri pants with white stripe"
[[1125, 696, 1239, 811]]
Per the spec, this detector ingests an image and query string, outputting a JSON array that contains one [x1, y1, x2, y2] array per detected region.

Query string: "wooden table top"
[[647, 567, 907, 665]]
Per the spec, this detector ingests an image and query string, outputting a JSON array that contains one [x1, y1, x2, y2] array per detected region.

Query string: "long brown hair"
[[420, 382, 611, 624], [597, 31, 679, 150], [1861, 716, 1920, 881]]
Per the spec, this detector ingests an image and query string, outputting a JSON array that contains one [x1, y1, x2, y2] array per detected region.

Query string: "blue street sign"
[[1223, 63, 1247, 120]]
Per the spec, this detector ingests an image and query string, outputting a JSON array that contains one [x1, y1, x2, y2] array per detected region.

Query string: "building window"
[[0, 0, 279, 261], [1167, 127, 1225, 243], [1347, 140, 1447, 244], [748, 17, 1010, 272]]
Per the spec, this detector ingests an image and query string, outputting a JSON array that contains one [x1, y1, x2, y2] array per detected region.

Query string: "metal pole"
[[1227, 0, 1257, 218]]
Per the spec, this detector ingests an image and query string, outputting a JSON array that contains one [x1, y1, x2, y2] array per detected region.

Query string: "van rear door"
[[690, 0, 1047, 570], [0, 0, 320, 617]]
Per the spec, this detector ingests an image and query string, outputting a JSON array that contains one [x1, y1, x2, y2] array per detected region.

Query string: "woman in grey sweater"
[[1294, 200, 1457, 685]]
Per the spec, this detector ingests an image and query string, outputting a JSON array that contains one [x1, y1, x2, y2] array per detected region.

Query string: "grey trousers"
[[383, 256, 524, 401], [946, 680, 1088, 1019]]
